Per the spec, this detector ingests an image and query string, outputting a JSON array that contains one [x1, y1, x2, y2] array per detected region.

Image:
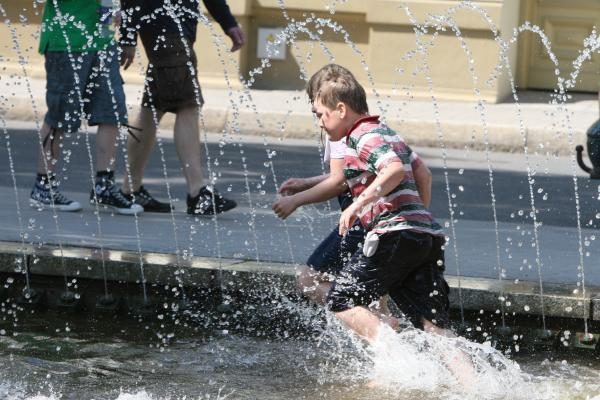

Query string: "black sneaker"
[[29, 177, 82, 212], [90, 179, 143, 215], [124, 186, 173, 213], [187, 186, 236, 215]]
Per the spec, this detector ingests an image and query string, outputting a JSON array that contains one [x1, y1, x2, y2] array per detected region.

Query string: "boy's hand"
[[272, 196, 299, 219], [339, 202, 360, 235], [278, 178, 307, 196]]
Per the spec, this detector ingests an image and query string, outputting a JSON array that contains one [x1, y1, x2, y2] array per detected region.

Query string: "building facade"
[[0, 0, 598, 103]]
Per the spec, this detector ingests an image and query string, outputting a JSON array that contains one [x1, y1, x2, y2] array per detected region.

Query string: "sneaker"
[[29, 178, 82, 212], [123, 186, 173, 213], [90, 179, 143, 215], [187, 186, 236, 215]]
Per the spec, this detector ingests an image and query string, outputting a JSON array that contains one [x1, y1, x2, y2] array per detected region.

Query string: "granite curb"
[[0, 241, 598, 330]]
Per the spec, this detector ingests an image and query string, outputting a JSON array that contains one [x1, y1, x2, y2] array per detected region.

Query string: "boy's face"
[[312, 98, 346, 141]]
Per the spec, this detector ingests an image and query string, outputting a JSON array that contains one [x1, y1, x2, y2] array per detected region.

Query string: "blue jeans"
[[44, 43, 127, 132], [306, 221, 365, 275]]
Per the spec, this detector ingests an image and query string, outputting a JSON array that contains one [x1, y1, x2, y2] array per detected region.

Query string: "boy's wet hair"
[[306, 63, 368, 114]]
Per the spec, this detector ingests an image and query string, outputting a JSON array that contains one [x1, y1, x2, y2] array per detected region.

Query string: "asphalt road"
[[1, 124, 599, 286]]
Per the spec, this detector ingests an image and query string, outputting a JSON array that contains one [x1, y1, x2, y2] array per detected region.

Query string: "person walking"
[[30, 0, 143, 215], [118, 0, 245, 215]]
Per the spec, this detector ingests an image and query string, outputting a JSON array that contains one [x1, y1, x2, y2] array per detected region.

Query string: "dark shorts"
[[306, 192, 365, 275], [327, 231, 450, 329], [44, 44, 127, 132], [307, 220, 364, 276], [141, 34, 204, 113]]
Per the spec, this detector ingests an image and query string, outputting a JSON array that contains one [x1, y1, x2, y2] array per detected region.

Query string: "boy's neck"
[[344, 112, 372, 133], [346, 111, 371, 135]]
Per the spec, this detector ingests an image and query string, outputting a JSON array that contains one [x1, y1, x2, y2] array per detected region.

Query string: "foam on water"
[[362, 325, 600, 400], [367, 326, 526, 399], [112, 390, 234, 400], [10, 387, 236, 400], [16, 391, 233, 400], [1, 381, 58, 400]]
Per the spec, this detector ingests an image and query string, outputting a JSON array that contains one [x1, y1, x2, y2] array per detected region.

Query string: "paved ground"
[[1, 121, 599, 289]]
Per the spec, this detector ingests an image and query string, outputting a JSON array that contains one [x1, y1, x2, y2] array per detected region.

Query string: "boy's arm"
[[291, 159, 347, 205], [278, 174, 328, 196], [273, 159, 347, 219], [413, 161, 432, 208], [339, 161, 404, 235]]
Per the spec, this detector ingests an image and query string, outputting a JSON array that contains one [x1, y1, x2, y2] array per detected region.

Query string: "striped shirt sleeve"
[[356, 132, 401, 174]]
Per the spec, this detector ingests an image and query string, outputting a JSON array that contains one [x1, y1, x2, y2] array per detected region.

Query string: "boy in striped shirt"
[[274, 64, 434, 331], [311, 64, 450, 342]]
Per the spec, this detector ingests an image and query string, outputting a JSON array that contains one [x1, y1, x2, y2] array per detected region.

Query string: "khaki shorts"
[[141, 35, 204, 113]]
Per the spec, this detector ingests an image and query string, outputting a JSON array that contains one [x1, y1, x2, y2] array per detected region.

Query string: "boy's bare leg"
[[174, 105, 204, 197], [298, 266, 397, 330], [122, 107, 163, 193], [37, 122, 62, 174], [297, 266, 332, 305], [336, 308, 475, 386], [368, 298, 400, 331], [334, 306, 383, 342], [422, 319, 476, 387]]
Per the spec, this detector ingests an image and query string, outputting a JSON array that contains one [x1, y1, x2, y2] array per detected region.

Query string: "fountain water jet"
[[1, 1, 600, 398]]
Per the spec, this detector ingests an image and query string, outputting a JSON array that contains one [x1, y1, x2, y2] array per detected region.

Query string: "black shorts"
[[141, 34, 204, 113], [327, 230, 450, 329]]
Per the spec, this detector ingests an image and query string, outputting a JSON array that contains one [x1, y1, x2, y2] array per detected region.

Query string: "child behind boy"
[[273, 64, 366, 306], [309, 64, 450, 342]]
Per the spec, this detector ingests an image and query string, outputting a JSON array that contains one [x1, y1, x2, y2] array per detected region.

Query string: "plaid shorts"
[[44, 44, 127, 132]]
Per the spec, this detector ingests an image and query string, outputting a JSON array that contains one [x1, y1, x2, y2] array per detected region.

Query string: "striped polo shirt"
[[344, 115, 444, 236]]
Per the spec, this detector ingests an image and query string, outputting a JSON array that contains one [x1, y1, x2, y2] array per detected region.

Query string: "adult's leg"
[[37, 50, 85, 175], [95, 124, 119, 172], [37, 122, 63, 174], [173, 105, 204, 197], [86, 44, 142, 215], [30, 49, 87, 211], [297, 265, 333, 305], [122, 107, 164, 193], [89, 44, 131, 176]]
